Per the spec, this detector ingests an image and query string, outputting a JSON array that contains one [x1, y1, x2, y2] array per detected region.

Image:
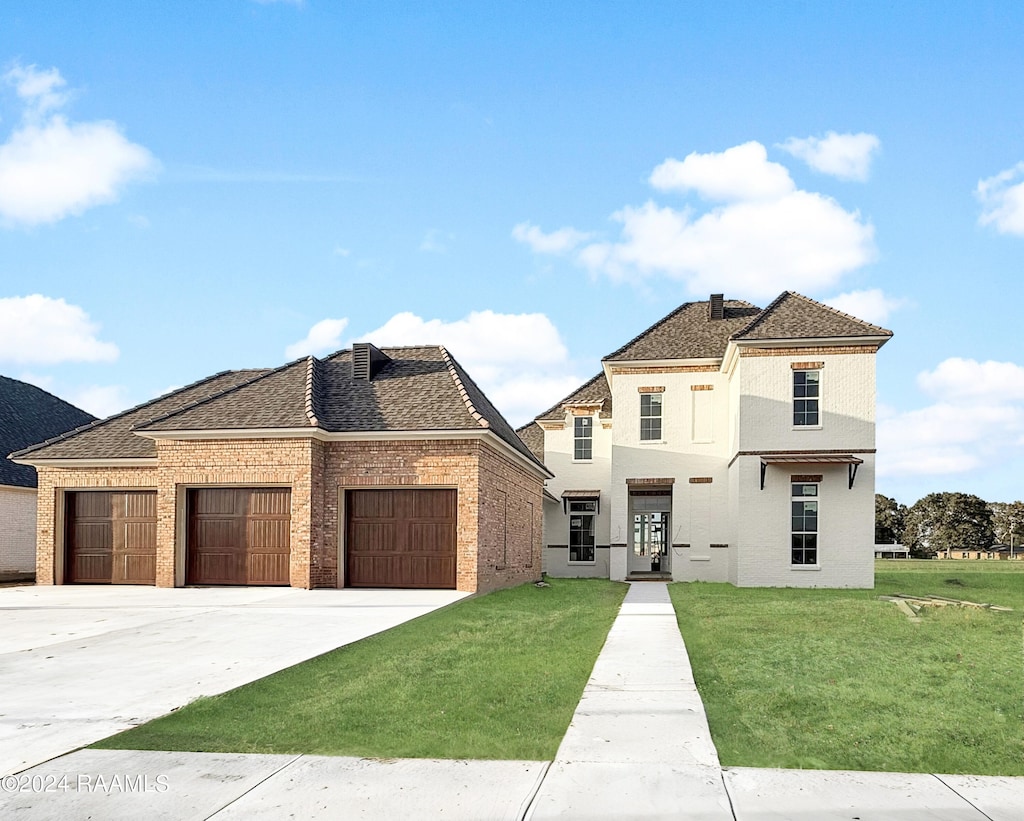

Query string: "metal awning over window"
[[758, 453, 864, 490], [561, 489, 600, 514]]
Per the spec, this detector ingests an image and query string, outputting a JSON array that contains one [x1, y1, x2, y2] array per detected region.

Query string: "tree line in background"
[[875, 493, 1024, 559]]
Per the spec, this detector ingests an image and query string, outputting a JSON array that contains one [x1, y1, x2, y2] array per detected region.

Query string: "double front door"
[[630, 511, 669, 573]]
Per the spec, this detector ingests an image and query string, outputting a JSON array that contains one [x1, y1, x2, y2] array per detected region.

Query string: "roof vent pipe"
[[709, 294, 725, 321]]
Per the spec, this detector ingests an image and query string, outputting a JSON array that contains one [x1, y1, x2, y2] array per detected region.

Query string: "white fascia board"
[[10, 457, 157, 468], [732, 335, 892, 351], [134, 427, 554, 479]]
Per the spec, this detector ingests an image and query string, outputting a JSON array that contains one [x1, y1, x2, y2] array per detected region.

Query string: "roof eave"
[[731, 334, 893, 349], [10, 456, 158, 469], [133, 427, 554, 479]]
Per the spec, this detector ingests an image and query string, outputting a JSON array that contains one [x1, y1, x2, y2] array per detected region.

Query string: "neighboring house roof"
[[0, 375, 96, 488], [730, 291, 893, 341], [603, 300, 761, 361], [12, 346, 544, 471]]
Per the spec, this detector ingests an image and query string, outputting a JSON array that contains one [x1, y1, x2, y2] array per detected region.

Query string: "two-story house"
[[517, 292, 892, 588]]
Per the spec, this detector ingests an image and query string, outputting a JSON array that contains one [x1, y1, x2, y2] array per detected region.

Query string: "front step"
[[626, 571, 672, 581]]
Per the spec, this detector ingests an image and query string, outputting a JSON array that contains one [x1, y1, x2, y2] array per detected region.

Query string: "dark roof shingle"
[[1, 376, 96, 487], [14, 346, 546, 473], [603, 300, 761, 361], [535, 372, 612, 422], [731, 291, 893, 341]]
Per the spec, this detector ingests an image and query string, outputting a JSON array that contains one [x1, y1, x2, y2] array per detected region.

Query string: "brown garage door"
[[65, 491, 157, 584], [346, 489, 456, 589], [187, 488, 291, 586]]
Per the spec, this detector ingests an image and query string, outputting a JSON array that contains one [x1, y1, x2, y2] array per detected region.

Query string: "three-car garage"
[[63, 487, 457, 590]]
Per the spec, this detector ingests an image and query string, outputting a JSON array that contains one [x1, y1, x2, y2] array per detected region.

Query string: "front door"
[[629, 511, 669, 573]]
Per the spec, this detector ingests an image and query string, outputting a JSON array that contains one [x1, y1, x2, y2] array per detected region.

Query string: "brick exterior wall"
[[0, 486, 37, 579], [33, 435, 543, 594]]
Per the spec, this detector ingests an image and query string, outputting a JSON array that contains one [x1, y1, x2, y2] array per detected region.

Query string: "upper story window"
[[791, 483, 818, 565], [793, 370, 820, 426], [574, 416, 593, 460], [640, 393, 663, 441]]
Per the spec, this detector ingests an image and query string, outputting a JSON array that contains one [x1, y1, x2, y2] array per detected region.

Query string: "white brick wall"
[[0, 486, 37, 578], [538, 345, 879, 588]]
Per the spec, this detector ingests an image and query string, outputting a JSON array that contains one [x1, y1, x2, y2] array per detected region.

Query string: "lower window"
[[791, 483, 818, 565], [569, 500, 596, 563]]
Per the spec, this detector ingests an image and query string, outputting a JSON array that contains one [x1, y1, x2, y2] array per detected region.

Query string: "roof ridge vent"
[[352, 342, 391, 380], [709, 293, 725, 321]]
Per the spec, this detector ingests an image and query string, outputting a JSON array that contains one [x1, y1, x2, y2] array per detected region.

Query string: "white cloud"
[[4, 63, 68, 117], [419, 229, 452, 253], [0, 294, 119, 364], [976, 163, 1024, 236], [333, 246, 351, 257], [878, 357, 1024, 478], [512, 222, 593, 254], [359, 310, 585, 426], [0, 62, 156, 226], [649, 142, 794, 201], [778, 132, 881, 182], [285, 318, 349, 359], [823, 288, 904, 325], [917, 357, 1024, 402], [67, 384, 131, 419], [519, 141, 876, 300]]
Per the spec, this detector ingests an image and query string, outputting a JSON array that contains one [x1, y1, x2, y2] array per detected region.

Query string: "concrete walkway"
[[2, 582, 1023, 819], [526, 581, 733, 819]]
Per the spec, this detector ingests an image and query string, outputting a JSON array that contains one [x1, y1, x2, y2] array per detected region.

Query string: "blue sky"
[[1, 1, 1023, 507]]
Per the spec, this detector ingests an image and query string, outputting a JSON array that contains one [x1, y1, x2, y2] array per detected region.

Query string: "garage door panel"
[[65, 491, 156, 585], [349, 490, 394, 519], [248, 553, 290, 585], [192, 488, 238, 515], [187, 488, 290, 586], [248, 488, 290, 516], [247, 518, 290, 550], [410, 489, 456, 519], [346, 489, 456, 589], [408, 522, 456, 554]]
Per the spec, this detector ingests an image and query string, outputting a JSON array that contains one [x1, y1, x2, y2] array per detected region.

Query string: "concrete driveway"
[[0, 584, 467, 776]]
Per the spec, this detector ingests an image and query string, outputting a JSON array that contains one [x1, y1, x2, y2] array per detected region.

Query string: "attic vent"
[[709, 294, 725, 321], [352, 342, 391, 381]]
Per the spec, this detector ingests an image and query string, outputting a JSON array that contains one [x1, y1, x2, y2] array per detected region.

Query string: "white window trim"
[[639, 392, 663, 442], [573, 416, 594, 461], [793, 369, 822, 429]]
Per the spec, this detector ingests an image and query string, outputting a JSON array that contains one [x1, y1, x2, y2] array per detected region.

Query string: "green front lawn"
[[93, 579, 626, 760], [670, 560, 1024, 775]]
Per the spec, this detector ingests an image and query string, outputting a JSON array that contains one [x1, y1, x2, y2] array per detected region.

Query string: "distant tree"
[[902, 493, 994, 558], [988, 501, 1024, 548], [874, 494, 906, 544]]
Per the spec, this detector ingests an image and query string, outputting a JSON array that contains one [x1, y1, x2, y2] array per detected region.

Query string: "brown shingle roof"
[[11, 370, 266, 460], [14, 346, 545, 472], [603, 300, 761, 361], [731, 291, 893, 341], [515, 422, 545, 463], [534, 372, 612, 422]]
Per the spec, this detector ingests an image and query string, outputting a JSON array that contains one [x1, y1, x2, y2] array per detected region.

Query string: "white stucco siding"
[[732, 455, 875, 588], [0, 486, 37, 578], [737, 351, 877, 452]]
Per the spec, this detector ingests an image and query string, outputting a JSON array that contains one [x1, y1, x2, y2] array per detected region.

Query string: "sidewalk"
[[2, 582, 1022, 819]]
